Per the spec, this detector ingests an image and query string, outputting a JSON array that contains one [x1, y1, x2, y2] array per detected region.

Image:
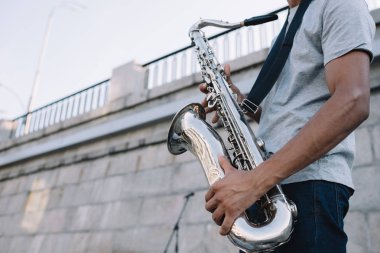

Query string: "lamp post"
[[23, 1, 86, 134]]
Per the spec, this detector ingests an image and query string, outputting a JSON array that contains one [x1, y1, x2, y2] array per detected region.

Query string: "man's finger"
[[199, 83, 208, 93], [205, 107, 215, 113], [201, 97, 208, 107], [212, 207, 225, 226], [220, 214, 234, 235], [205, 197, 217, 213], [211, 113, 219, 123], [224, 64, 231, 76], [205, 186, 215, 202], [224, 64, 232, 84]]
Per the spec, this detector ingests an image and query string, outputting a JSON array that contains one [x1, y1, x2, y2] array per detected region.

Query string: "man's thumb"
[[218, 155, 235, 174]]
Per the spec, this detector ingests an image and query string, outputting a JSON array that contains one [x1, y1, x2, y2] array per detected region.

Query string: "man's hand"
[[199, 64, 245, 123], [205, 155, 265, 235]]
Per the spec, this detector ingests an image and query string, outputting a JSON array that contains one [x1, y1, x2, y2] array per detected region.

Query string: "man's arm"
[[205, 50, 371, 235]]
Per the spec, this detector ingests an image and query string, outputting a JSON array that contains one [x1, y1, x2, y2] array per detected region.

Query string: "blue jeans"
[[240, 180, 353, 253]]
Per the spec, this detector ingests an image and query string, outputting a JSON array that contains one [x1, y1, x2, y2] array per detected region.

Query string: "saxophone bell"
[[167, 103, 297, 252]]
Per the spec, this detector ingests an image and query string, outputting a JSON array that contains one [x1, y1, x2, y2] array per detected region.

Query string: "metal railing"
[[143, 0, 380, 89], [12, 79, 109, 138], [143, 7, 289, 89]]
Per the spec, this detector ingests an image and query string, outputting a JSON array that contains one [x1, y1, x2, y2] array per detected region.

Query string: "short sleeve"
[[322, 0, 376, 65]]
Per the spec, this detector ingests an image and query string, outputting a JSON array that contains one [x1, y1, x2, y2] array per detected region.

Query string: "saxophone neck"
[[188, 19, 242, 35], [188, 14, 279, 35]]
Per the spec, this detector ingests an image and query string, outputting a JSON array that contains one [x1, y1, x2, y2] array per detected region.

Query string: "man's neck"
[[287, 0, 301, 8]]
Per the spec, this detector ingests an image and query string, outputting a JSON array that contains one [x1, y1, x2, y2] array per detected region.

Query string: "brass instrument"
[[167, 17, 297, 252]]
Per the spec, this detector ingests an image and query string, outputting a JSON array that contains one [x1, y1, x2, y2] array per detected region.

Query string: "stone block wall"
[[346, 83, 380, 253], [0, 123, 237, 253]]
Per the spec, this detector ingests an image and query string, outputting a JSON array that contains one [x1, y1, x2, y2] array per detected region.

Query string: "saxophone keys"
[[256, 137, 265, 149], [207, 93, 217, 108]]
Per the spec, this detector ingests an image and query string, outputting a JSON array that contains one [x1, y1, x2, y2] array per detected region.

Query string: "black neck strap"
[[241, 0, 313, 114]]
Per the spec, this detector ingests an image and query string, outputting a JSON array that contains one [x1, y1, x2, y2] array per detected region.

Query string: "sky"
[[0, 0, 377, 119]]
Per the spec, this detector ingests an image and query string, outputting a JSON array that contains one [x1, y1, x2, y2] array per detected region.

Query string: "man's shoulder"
[[319, 0, 371, 17]]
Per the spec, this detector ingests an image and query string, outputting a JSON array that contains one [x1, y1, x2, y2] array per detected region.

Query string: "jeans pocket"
[[335, 183, 353, 228]]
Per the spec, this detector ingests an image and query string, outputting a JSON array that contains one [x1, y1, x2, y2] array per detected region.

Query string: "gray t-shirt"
[[257, 0, 376, 189]]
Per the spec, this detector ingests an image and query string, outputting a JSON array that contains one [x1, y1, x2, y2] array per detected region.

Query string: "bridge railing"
[[143, 0, 380, 89], [143, 7, 288, 89], [11, 79, 109, 138]]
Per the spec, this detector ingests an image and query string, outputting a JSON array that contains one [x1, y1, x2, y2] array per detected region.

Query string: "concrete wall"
[[0, 13, 379, 253]]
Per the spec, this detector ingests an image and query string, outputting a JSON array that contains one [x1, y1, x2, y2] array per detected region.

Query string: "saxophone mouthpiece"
[[243, 14, 278, 27]]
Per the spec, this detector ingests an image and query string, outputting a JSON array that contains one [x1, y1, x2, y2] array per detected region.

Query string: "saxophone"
[[167, 16, 297, 253]]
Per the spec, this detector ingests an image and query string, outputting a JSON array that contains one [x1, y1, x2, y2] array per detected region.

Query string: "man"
[[199, 0, 375, 252]]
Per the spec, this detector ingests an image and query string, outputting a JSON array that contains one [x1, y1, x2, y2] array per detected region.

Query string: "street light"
[[23, 1, 86, 134]]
